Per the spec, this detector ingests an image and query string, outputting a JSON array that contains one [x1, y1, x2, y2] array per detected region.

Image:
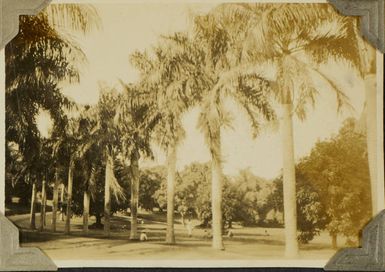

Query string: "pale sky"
[[37, 3, 368, 180]]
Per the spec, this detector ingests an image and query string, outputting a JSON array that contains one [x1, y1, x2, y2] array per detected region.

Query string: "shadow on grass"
[[231, 232, 279, 237], [19, 227, 168, 244], [299, 242, 333, 251]]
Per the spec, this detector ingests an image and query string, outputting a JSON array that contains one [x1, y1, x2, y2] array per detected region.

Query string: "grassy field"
[[7, 211, 339, 261]]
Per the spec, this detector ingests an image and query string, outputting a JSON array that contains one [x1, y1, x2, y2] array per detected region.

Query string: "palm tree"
[[50, 126, 75, 233], [51, 112, 94, 235], [115, 82, 160, 240], [91, 87, 125, 237], [62, 119, 81, 235], [212, 3, 364, 257], [352, 27, 379, 215], [130, 34, 200, 244], [78, 146, 99, 235], [361, 49, 379, 215], [75, 106, 99, 235], [53, 96, 124, 237], [6, 4, 100, 147], [5, 4, 100, 232], [191, 14, 275, 250], [51, 168, 60, 232]]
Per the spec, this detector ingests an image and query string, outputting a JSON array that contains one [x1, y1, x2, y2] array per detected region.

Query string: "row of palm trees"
[[137, 3, 378, 255], [9, 3, 378, 258], [5, 3, 101, 231]]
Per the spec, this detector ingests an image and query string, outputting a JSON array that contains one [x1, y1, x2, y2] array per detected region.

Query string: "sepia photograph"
[[2, 0, 384, 267]]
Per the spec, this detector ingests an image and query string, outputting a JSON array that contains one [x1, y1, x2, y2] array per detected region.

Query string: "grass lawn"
[[7, 212, 339, 261]]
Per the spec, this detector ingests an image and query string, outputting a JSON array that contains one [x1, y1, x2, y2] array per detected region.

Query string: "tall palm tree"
[[212, 3, 363, 257], [72, 106, 98, 235], [90, 88, 126, 237], [352, 26, 379, 215], [115, 82, 160, 240], [77, 140, 100, 235], [130, 34, 201, 244], [55, 94, 124, 237], [70, 109, 94, 235], [50, 125, 75, 233], [51, 111, 96, 235], [58, 118, 83, 235], [191, 14, 275, 250], [361, 49, 379, 215]]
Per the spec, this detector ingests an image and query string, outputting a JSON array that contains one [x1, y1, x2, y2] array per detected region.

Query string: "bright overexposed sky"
[[37, 2, 369, 180]]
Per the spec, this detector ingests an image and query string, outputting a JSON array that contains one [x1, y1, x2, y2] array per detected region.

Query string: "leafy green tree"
[[5, 142, 30, 206], [148, 166, 168, 212], [178, 163, 211, 226], [231, 169, 261, 226], [299, 118, 371, 247], [139, 168, 163, 212], [160, 163, 263, 229], [270, 172, 327, 244]]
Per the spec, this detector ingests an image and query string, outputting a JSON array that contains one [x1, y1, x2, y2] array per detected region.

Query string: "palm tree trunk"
[[52, 170, 59, 232], [60, 184, 65, 221], [130, 150, 140, 240], [281, 103, 299, 258], [364, 74, 381, 215], [166, 143, 177, 244], [355, 34, 383, 216], [39, 179, 47, 231], [65, 159, 74, 235], [83, 190, 90, 234], [30, 181, 37, 230], [104, 153, 112, 237], [211, 127, 225, 250]]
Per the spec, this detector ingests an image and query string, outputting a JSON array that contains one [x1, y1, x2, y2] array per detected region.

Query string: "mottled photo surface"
[[3, 1, 382, 264]]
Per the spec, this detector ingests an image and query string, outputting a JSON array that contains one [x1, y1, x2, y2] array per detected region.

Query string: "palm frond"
[[44, 4, 101, 34], [313, 68, 354, 113], [107, 155, 126, 203], [88, 165, 98, 200], [303, 16, 362, 74]]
